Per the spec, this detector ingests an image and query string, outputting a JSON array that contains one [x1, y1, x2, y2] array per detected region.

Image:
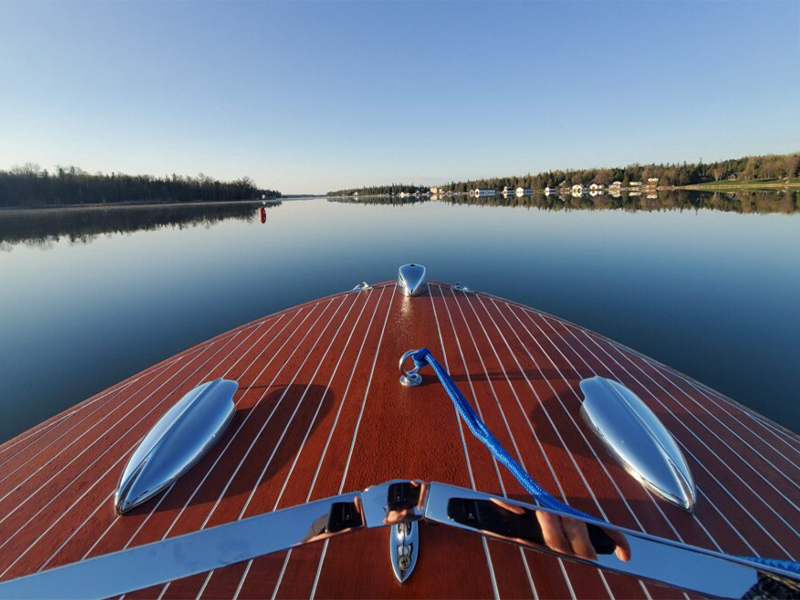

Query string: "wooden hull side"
[[0, 282, 799, 599]]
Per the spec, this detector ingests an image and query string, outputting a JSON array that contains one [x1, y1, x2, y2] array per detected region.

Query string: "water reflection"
[[0, 201, 281, 249], [329, 190, 800, 214]]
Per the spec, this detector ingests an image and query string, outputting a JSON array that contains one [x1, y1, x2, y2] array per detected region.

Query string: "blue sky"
[[1, 1, 798, 194]]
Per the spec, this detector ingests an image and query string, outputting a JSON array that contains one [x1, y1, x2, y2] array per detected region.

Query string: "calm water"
[[1, 192, 799, 443]]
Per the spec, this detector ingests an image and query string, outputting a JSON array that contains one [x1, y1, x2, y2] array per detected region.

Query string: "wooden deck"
[[1, 281, 799, 598]]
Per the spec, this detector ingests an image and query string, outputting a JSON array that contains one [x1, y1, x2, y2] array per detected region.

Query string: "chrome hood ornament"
[[579, 376, 696, 511], [115, 378, 238, 514], [397, 263, 428, 297]]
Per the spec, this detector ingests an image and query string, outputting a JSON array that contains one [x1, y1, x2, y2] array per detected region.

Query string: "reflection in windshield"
[[0, 201, 281, 249]]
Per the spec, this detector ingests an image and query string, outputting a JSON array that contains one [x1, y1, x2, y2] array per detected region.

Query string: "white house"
[[474, 188, 496, 197], [571, 184, 589, 195], [589, 183, 605, 191], [516, 187, 533, 197], [544, 186, 558, 196], [502, 186, 515, 198]]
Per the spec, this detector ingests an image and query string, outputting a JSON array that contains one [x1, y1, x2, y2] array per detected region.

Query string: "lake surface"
[[1, 191, 799, 443]]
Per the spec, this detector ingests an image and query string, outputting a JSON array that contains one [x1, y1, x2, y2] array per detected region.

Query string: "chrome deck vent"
[[398, 263, 428, 297], [115, 378, 238, 514], [580, 376, 696, 511]]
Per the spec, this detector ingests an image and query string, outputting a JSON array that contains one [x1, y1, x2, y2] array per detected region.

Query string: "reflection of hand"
[[384, 482, 427, 525], [304, 497, 363, 543], [489, 498, 631, 562]]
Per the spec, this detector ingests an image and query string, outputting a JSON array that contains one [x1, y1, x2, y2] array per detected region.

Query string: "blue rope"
[[411, 347, 800, 577], [410, 348, 595, 521]]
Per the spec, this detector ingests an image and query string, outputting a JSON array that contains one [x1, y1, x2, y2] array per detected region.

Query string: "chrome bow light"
[[397, 263, 428, 297], [580, 376, 696, 511], [115, 378, 238, 514]]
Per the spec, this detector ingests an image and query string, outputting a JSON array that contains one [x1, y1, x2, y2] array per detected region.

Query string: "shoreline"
[[0, 198, 281, 216]]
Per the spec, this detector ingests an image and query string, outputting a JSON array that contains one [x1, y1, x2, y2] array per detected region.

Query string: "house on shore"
[[473, 188, 496, 198], [571, 184, 589, 196], [544, 186, 558, 196], [515, 187, 533, 197]]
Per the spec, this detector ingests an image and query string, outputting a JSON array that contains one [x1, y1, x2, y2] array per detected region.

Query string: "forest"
[[327, 184, 430, 197], [0, 164, 281, 208], [328, 152, 800, 196]]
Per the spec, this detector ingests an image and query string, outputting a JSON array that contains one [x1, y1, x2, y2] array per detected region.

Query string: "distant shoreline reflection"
[[1, 190, 797, 249], [329, 189, 799, 215], [0, 201, 280, 249]]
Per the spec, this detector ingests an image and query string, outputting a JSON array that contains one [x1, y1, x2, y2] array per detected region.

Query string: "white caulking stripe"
[[529, 308, 760, 558], [450, 288, 625, 598], [93, 308, 310, 561], [635, 351, 800, 477], [0, 329, 245, 529], [235, 293, 362, 522], [560, 319, 800, 544], [309, 287, 398, 599], [588, 330, 800, 495], [309, 286, 397, 600], [0, 360, 184, 486], [440, 286, 565, 598], [265, 287, 387, 599], [122, 299, 330, 558], [7, 308, 301, 574], [503, 300, 731, 557], [149, 296, 349, 598], [45, 309, 297, 569], [208, 288, 376, 599], [426, 286, 499, 599], [0, 327, 258, 574], [538, 312, 797, 559], [493, 298, 691, 543]]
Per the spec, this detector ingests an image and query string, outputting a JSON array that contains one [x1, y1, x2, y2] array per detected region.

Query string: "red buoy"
[[259, 207, 266, 223]]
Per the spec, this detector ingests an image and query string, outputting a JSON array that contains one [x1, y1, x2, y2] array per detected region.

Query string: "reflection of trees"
[[0, 201, 281, 249], [336, 190, 798, 214], [327, 197, 429, 207]]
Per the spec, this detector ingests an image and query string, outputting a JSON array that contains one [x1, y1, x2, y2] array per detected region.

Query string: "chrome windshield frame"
[[0, 480, 796, 600]]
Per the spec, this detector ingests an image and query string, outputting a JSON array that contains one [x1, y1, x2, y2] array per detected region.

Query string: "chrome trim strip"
[[579, 376, 696, 512], [1, 480, 797, 600], [115, 378, 238, 514]]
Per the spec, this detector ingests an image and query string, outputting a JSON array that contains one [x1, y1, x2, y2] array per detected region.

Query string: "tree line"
[[438, 152, 800, 192], [0, 164, 281, 208], [327, 152, 800, 196], [327, 184, 430, 197]]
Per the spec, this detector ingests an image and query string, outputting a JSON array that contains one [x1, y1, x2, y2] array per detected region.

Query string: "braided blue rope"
[[410, 348, 595, 521], [411, 347, 800, 577]]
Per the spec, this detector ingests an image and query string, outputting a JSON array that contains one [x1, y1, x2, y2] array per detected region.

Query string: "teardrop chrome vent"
[[398, 263, 428, 297], [115, 378, 238, 514], [580, 376, 696, 511]]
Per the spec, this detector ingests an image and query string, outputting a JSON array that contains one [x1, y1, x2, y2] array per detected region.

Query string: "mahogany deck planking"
[[0, 282, 798, 598]]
